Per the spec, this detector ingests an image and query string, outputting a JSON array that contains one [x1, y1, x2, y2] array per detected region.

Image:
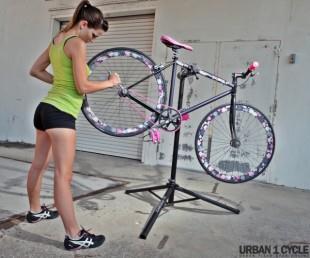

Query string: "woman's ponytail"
[[61, 0, 108, 33]]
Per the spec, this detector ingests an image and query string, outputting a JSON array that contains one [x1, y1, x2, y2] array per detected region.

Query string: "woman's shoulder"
[[63, 35, 86, 59], [53, 32, 83, 46], [65, 36, 85, 51], [52, 32, 65, 45]]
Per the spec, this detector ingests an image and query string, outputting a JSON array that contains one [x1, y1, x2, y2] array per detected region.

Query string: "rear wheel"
[[82, 47, 166, 137], [195, 104, 275, 183]]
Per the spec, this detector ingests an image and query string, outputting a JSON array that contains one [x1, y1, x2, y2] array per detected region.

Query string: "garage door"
[[76, 14, 155, 160]]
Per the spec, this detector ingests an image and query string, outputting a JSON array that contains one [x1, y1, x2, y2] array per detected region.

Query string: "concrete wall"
[[270, 1, 310, 189], [0, 0, 52, 143], [143, 0, 310, 190], [0, 0, 309, 190]]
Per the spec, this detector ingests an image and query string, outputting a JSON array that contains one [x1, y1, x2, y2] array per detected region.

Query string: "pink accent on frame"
[[181, 113, 190, 121]]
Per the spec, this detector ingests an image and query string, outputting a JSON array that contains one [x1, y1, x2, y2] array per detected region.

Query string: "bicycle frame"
[[124, 49, 241, 141]]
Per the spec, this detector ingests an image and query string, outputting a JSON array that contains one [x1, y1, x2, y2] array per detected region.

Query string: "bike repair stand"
[[125, 52, 240, 239]]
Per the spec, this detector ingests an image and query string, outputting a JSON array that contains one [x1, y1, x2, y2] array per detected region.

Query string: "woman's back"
[[42, 33, 88, 119]]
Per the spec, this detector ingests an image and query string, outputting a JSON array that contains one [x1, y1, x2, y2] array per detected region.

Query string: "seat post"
[[168, 49, 179, 106]]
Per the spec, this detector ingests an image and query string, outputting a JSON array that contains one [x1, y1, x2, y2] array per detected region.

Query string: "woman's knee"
[[30, 161, 48, 173], [54, 169, 73, 182]]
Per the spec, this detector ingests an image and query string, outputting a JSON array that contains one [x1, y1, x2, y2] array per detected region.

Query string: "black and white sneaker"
[[64, 227, 105, 251], [26, 205, 59, 223]]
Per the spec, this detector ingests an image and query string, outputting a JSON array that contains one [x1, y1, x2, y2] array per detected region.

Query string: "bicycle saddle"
[[160, 35, 193, 51]]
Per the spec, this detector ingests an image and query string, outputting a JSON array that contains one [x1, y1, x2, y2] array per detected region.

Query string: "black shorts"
[[33, 102, 76, 131]]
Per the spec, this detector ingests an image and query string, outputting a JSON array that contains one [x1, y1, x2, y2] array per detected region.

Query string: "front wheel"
[[195, 104, 275, 183]]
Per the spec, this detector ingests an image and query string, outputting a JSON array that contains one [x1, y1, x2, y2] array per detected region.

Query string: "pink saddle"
[[160, 35, 193, 51]]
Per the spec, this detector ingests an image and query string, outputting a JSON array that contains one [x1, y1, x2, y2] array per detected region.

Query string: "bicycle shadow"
[[74, 155, 244, 216]]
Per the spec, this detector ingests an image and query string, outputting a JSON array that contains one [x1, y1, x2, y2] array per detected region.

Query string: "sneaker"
[[64, 227, 105, 251], [26, 205, 59, 223]]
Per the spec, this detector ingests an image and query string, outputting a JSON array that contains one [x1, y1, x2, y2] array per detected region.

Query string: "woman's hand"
[[108, 72, 121, 87]]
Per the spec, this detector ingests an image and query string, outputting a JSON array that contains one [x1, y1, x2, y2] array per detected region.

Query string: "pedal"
[[149, 129, 161, 144]]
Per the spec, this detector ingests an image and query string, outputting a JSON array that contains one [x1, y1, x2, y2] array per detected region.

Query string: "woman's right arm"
[[67, 38, 120, 95], [29, 45, 53, 84]]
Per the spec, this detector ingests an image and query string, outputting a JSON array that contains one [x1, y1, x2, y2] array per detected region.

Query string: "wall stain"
[[179, 144, 193, 152], [177, 154, 193, 162], [183, 132, 193, 137], [159, 152, 165, 160], [212, 182, 219, 193], [186, 87, 194, 107]]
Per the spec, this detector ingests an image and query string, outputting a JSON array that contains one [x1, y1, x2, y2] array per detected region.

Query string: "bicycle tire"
[[195, 104, 275, 183], [82, 47, 166, 137]]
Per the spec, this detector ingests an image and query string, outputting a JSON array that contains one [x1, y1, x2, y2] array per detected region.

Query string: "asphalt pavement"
[[0, 144, 309, 258]]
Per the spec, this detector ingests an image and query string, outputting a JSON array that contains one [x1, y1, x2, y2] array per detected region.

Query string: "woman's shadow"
[[6, 225, 64, 251]]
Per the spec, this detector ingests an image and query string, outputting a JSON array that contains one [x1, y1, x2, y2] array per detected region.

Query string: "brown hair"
[[62, 0, 109, 32]]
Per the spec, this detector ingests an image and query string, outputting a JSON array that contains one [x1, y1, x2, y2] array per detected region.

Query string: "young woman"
[[26, 0, 120, 250]]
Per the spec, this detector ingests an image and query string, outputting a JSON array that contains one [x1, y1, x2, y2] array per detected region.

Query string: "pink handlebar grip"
[[248, 61, 259, 71]]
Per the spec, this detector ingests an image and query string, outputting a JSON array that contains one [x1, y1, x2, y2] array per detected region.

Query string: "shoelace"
[[41, 204, 49, 210], [40, 205, 50, 213], [79, 227, 95, 238]]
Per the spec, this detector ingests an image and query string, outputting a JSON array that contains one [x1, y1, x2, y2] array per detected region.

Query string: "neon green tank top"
[[42, 35, 90, 119]]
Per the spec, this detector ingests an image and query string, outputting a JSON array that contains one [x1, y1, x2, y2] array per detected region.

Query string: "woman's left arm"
[[29, 45, 53, 84]]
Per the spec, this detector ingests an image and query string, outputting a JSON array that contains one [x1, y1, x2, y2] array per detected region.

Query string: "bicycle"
[[82, 35, 275, 184]]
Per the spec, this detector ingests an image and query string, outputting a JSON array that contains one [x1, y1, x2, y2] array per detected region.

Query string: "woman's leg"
[[27, 129, 52, 212], [46, 128, 80, 237]]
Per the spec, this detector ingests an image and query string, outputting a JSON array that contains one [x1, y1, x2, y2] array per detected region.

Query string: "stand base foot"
[[125, 182, 240, 239]]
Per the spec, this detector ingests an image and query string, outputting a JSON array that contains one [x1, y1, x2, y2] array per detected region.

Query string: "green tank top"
[[42, 35, 90, 119]]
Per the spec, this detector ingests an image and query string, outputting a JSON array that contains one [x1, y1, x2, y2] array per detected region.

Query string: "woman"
[[26, 0, 120, 250]]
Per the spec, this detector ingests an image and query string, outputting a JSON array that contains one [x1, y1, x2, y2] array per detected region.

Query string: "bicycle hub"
[[118, 86, 128, 97], [230, 138, 241, 148]]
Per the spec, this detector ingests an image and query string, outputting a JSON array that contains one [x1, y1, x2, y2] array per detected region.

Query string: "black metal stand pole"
[[125, 69, 240, 240]]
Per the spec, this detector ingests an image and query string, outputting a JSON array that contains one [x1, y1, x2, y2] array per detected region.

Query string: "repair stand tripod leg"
[[126, 177, 240, 239]]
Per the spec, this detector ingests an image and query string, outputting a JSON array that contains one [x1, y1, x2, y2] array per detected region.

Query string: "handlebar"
[[242, 61, 259, 78]]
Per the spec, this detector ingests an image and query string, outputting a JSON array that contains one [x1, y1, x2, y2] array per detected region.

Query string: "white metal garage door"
[[76, 14, 155, 160]]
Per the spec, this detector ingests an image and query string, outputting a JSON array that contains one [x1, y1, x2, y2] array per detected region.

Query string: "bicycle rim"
[[195, 104, 275, 183], [82, 47, 166, 137]]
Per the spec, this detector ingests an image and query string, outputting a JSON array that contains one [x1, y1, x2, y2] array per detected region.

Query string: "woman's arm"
[[66, 38, 120, 95], [29, 45, 53, 84]]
